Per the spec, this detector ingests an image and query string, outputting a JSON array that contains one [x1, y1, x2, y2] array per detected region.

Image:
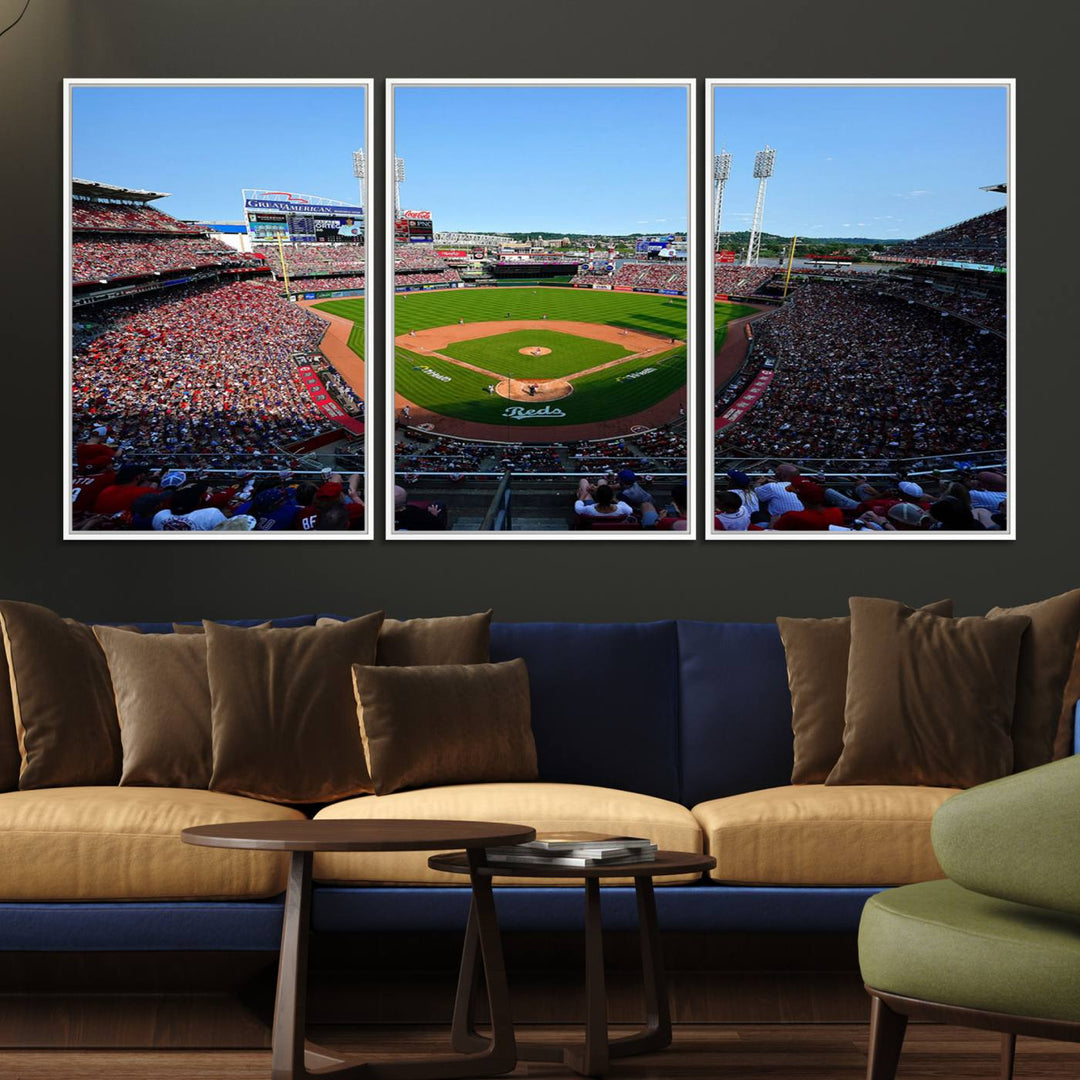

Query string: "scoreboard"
[[242, 189, 364, 244], [395, 209, 434, 244]]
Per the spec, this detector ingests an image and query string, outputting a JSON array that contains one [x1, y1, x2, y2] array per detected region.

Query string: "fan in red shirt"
[[773, 480, 845, 531], [93, 465, 160, 515]]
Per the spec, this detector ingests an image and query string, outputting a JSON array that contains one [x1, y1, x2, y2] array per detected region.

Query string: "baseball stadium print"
[[64, 80, 372, 539], [381, 79, 694, 539], [707, 81, 1013, 539]]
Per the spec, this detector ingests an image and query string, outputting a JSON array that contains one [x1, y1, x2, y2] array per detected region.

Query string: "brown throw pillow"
[[317, 610, 492, 666], [351, 659, 536, 795], [827, 598, 1030, 788], [778, 599, 954, 784], [987, 590, 1080, 771], [93, 626, 212, 788], [172, 622, 271, 634], [0, 600, 121, 788], [0, 649, 18, 792], [1059, 641, 1080, 760], [206, 613, 384, 803]]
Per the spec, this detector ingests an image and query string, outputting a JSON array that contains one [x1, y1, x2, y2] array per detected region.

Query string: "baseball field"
[[312, 287, 755, 439]]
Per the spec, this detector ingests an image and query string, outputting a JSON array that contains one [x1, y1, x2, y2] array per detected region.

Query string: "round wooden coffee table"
[[183, 819, 535, 1080], [428, 849, 716, 1078]]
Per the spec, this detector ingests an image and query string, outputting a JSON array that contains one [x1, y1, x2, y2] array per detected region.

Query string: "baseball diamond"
[[318, 286, 701, 441]]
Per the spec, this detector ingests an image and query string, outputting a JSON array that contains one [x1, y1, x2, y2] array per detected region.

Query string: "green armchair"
[[859, 755, 1080, 1080]]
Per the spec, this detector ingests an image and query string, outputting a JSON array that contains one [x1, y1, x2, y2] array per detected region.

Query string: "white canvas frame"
[[385, 78, 696, 541], [63, 77, 375, 541], [704, 78, 1015, 541]]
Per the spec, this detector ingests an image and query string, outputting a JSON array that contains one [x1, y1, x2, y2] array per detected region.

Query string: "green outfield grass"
[[394, 344, 686, 427], [391, 286, 687, 338], [313, 298, 365, 358], [440, 330, 632, 379], [714, 299, 758, 351], [321, 288, 690, 430]]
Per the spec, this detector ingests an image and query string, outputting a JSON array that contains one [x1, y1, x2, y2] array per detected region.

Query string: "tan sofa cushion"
[[0, 787, 305, 900], [693, 784, 959, 886], [313, 782, 702, 886]]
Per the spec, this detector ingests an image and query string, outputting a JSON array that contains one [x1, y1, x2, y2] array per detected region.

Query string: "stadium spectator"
[[92, 464, 159, 515], [929, 496, 986, 531], [772, 481, 845, 530], [394, 484, 447, 530], [714, 490, 751, 531], [151, 483, 227, 531], [651, 484, 688, 530], [614, 469, 652, 509], [72, 236, 252, 283], [715, 281, 1006, 462], [71, 279, 360, 473], [754, 464, 805, 520], [887, 208, 1005, 266], [72, 200, 203, 234], [575, 482, 633, 521], [723, 470, 760, 517], [713, 265, 775, 295]]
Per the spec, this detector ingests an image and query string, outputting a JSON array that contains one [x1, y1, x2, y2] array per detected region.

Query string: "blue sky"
[[72, 85, 366, 221], [394, 85, 688, 234], [713, 85, 1007, 240]]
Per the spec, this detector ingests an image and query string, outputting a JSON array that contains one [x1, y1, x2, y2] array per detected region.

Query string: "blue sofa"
[[2, 616, 1073, 954]]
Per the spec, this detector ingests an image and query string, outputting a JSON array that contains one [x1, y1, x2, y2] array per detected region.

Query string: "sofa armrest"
[[931, 755, 1080, 917]]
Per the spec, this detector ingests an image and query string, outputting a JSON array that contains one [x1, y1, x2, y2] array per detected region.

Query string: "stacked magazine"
[[484, 832, 657, 868]]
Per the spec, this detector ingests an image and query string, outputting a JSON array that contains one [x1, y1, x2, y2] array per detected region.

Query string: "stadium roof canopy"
[[980, 182, 1007, 194], [72, 178, 170, 203]]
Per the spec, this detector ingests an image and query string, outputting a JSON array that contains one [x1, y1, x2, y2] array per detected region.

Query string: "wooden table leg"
[[609, 875, 671, 1058], [563, 877, 609, 1078], [449, 897, 487, 1054], [272, 850, 321, 1080], [272, 849, 515, 1080]]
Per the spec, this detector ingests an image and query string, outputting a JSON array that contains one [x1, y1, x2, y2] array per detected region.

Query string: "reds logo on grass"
[[503, 405, 566, 420]]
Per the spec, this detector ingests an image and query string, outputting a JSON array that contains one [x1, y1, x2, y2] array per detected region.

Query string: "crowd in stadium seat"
[[886, 207, 1006, 266], [72, 236, 253, 283], [72, 279, 362, 478], [715, 281, 1006, 461], [72, 200, 204, 234], [72, 461, 365, 533], [713, 462, 1007, 533], [569, 269, 616, 286], [611, 262, 688, 291], [396, 269, 462, 287], [254, 243, 365, 277], [713, 265, 775, 294], [286, 275, 366, 292], [874, 279, 1006, 334], [394, 246, 451, 271]]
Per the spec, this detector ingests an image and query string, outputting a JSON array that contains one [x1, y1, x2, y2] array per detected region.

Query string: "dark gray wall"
[[0, 0, 1070, 622]]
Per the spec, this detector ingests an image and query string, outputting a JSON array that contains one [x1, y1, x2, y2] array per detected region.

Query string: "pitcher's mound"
[[495, 378, 573, 402], [517, 346, 553, 357]]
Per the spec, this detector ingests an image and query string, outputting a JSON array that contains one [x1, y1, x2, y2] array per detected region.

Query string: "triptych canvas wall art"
[[63, 78, 1011, 541]]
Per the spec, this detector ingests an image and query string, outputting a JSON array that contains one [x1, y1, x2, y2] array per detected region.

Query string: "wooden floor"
[[3, 1024, 1080, 1079]]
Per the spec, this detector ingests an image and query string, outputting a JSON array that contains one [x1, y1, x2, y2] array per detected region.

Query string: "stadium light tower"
[[745, 145, 776, 267], [352, 148, 366, 206], [713, 149, 732, 252], [393, 156, 406, 219]]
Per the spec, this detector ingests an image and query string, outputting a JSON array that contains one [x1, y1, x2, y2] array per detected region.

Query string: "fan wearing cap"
[[309, 473, 365, 530], [725, 470, 760, 517], [614, 469, 652, 510], [773, 480, 846, 531]]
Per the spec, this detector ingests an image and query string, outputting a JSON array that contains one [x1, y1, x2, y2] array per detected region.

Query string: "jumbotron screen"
[[242, 190, 364, 243]]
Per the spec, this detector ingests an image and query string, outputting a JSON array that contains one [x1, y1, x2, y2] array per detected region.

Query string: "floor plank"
[[1, 1024, 1078, 1079]]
